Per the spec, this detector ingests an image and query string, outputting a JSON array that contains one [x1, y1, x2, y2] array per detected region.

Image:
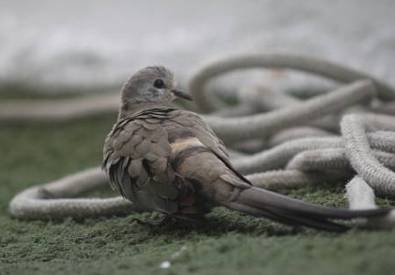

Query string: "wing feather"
[[165, 109, 230, 165], [103, 108, 179, 212]]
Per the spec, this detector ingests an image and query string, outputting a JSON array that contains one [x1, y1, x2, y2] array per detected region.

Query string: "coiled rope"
[[7, 54, 395, 227]]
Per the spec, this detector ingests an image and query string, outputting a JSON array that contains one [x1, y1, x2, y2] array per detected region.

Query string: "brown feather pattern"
[[103, 106, 391, 231]]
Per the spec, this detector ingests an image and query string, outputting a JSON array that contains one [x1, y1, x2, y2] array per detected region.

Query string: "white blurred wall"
[[0, 0, 394, 90]]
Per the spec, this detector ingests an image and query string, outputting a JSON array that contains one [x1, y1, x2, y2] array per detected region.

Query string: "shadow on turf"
[[83, 208, 315, 238]]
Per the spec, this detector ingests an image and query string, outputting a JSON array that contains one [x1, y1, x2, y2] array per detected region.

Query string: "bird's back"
[[103, 106, 249, 218]]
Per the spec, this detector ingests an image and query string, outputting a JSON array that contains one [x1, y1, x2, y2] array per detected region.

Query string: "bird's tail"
[[223, 186, 390, 232], [172, 141, 390, 232]]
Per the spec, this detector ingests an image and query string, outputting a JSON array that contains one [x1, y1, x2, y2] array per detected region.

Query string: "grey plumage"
[[103, 66, 390, 231]]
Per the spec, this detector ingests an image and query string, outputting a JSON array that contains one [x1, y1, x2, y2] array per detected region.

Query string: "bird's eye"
[[153, 79, 165, 89]]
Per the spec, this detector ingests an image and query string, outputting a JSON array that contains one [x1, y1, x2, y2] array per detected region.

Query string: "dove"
[[103, 66, 390, 231]]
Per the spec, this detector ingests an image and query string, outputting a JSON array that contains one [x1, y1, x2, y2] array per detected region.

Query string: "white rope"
[[0, 93, 119, 123], [9, 167, 142, 219], [189, 53, 395, 112], [346, 176, 395, 228]]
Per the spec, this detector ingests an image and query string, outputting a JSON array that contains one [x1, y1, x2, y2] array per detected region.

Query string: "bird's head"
[[120, 66, 192, 114]]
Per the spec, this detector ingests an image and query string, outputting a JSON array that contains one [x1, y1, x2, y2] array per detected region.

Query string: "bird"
[[103, 66, 390, 232]]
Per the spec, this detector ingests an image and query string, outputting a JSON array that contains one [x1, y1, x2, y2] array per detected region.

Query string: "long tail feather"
[[228, 201, 348, 232], [240, 187, 390, 219], [224, 187, 390, 231], [174, 143, 390, 231]]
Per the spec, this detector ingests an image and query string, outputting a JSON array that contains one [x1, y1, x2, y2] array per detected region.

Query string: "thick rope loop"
[[189, 54, 395, 113]]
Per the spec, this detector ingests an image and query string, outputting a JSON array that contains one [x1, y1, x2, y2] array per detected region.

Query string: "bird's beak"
[[171, 89, 193, 101]]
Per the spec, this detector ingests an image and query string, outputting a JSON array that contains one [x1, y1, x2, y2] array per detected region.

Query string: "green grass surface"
[[1, 106, 395, 275]]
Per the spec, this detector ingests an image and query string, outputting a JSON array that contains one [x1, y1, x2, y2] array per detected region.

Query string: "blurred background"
[[1, 0, 394, 94]]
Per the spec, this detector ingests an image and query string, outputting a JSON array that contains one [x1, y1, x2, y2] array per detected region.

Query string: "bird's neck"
[[118, 102, 173, 119]]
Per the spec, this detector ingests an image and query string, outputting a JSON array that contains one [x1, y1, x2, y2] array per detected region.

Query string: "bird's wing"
[[164, 109, 231, 164], [163, 109, 252, 186], [162, 111, 391, 232], [103, 107, 180, 212]]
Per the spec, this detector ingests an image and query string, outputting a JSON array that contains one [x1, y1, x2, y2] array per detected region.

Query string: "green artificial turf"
[[1, 98, 395, 275]]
